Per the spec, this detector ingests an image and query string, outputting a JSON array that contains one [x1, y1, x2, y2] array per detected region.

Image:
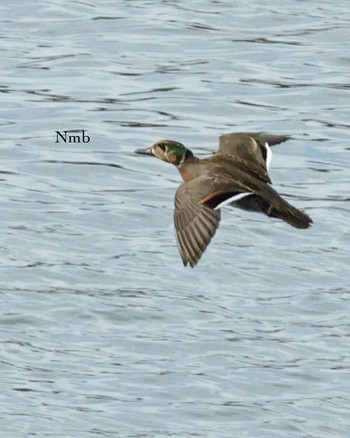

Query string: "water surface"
[[1, 1, 350, 437]]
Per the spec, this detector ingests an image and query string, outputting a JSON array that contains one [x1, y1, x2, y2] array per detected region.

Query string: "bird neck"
[[177, 154, 200, 182]]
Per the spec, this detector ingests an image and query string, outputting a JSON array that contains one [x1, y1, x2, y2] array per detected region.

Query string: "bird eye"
[[157, 143, 166, 151]]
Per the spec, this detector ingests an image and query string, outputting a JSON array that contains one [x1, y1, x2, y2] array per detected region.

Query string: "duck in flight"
[[135, 132, 312, 268]]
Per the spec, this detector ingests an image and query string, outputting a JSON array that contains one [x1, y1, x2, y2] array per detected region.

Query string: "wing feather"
[[174, 182, 221, 267]]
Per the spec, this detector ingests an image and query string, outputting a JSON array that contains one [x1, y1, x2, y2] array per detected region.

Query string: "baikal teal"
[[136, 132, 312, 268]]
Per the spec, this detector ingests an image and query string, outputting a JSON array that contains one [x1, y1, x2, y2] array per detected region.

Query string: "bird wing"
[[174, 177, 221, 268], [216, 132, 290, 183], [173, 171, 262, 267], [218, 132, 290, 151]]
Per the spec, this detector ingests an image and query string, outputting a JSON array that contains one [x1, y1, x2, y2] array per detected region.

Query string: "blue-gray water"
[[1, 1, 350, 437]]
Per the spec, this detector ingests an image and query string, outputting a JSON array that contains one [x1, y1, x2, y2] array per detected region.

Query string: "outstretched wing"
[[219, 132, 290, 152], [173, 171, 260, 267], [174, 178, 221, 268], [217, 132, 290, 183]]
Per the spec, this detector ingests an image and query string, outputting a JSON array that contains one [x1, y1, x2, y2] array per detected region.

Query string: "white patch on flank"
[[214, 192, 252, 210]]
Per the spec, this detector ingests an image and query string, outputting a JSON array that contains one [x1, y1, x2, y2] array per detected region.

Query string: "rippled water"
[[1, 1, 350, 437]]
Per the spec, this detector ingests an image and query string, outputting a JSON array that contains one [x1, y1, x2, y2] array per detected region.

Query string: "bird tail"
[[264, 193, 312, 229]]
